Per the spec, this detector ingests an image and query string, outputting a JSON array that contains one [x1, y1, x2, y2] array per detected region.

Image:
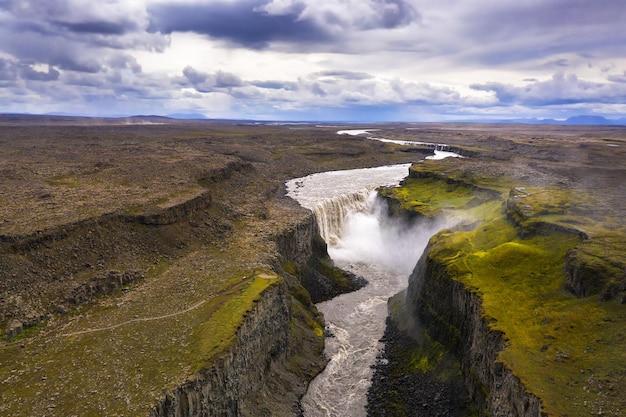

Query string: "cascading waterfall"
[[287, 164, 453, 417], [312, 189, 371, 244]]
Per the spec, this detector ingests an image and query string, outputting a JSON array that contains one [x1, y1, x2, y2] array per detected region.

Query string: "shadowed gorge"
[[0, 117, 625, 416], [371, 135, 626, 416]]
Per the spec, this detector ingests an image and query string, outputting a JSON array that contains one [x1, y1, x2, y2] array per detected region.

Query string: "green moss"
[[191, 272, 281, 370], [282, 260, 298, 276], [378, 163, 503, 224], [407, 160, 514, 195], [5, 322, 43, 342], [386, 169, 626, 417], [44, 177, 80, 188], [380, 176, 488, 218], [315, 257, 354, 290], [407, 332, 461, 382]]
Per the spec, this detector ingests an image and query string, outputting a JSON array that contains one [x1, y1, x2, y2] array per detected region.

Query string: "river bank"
[[2, 118, 625, 416]]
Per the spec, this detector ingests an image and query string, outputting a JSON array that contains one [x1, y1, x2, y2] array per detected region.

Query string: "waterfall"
[[288, 164, 461, 417], [312, 189, 371, 244]]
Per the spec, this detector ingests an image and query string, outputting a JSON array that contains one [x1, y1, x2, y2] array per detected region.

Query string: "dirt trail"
[[61, 299, 208, 337]]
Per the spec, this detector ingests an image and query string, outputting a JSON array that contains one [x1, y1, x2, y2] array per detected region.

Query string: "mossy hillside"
[[379, 163, 503, 221], [432, 218, 626, 417], [506, 186, 593, 236], [507, 186, 626, 300], [0, 271, 281, 417], [380, 176, 478, 217], [388, 169, 626, 417], [406, 158, 517, 196]]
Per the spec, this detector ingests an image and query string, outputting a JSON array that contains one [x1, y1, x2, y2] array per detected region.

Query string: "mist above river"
[[288, 166, 454, 417], [328, 192, 433, 276]]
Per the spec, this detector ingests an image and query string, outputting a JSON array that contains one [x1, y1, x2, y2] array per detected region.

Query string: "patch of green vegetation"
[[380, 177, 475, 217], [5, 322, 43, 342], [286, 287, 325, 366], [387, 169, 626, 417], [191, 272, 281, 370], [314, 256, 355, 291], [407, 160, 515, 195], [44, 175, 80, 188], [408, 332, 460, 381], [379, 169, 499, 219], [282, 260, 298, 276]]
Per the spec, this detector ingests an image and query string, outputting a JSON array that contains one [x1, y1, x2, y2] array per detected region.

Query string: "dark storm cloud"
[[183, 66, 208, 84], [459, 0, 626, 65], [471, 73, 626, 106], [52, 20, 137, 35], [51, 55, 102, 73], [182, 66, 243, 91], [0, 0, 163, 76], [148, 0, 419, 48], [250, 80, 298, 90], [1, 0, 144, 35], [148, 0, 328, 48], [315, 71, 374, 81]]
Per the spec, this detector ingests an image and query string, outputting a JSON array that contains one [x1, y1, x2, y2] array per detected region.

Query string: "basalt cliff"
[[1, 118, 625, 416], [0, 119, 420, 416], [372, 138, 626, 417]]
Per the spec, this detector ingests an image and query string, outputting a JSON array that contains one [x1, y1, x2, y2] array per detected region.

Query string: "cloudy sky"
[[1, 0, 625, 121]]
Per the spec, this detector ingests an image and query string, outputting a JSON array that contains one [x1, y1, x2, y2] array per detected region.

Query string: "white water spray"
[[288, 165, 455, 417], [327, 191, 433, 276]]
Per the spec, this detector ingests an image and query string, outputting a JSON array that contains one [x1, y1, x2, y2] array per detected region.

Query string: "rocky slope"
[[376, 151, 626, 417], [407, 248, 543, 417], [0, 119, 421, 416]]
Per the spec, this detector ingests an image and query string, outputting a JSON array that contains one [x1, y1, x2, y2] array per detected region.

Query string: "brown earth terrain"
[[0, 115, 625, 416]]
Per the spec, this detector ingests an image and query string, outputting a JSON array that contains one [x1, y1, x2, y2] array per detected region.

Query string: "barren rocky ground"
[[1, 115, 625, 416]]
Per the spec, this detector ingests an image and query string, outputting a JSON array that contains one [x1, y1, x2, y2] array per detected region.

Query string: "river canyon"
[[287, 165, 452, 416], [1, 117, 625, 416]]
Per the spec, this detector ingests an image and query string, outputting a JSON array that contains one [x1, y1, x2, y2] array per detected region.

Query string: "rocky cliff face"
[[148, 201, 334, 417], [1, 191, 329, 417], [407, 247, 544, 417], [150, 282, 291, 417]]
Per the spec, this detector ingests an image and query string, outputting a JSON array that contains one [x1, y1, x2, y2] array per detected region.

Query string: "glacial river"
[[287, 133, 459, 416]]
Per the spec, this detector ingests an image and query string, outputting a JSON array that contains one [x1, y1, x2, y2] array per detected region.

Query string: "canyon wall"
[[406, 244, 544, 417], [149, 205, 333, 416], [150, 282, 291, 417], [1, 158, 332, 416]]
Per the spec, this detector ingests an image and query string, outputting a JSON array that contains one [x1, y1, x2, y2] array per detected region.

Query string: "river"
[[286, 137, 459, 416]]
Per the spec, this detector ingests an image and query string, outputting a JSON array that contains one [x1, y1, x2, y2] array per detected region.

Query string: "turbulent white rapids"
[[286, 164, 451, 417]]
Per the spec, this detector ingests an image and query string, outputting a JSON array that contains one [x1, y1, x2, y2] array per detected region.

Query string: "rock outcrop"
[[66, 269, 145, 306], [564, 245, 626, 301], [150, 282, 291, 417], [407, 247, 544, 417]]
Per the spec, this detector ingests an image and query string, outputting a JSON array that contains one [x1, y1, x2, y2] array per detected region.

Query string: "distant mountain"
[[166, 113, 208, 120], [563, 115, 612, 125], [478, 115, 626, 126], [501, 118, 559, 125]]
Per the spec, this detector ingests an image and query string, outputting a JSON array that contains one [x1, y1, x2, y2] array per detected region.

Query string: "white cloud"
[[1, 0, 625, 120]]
